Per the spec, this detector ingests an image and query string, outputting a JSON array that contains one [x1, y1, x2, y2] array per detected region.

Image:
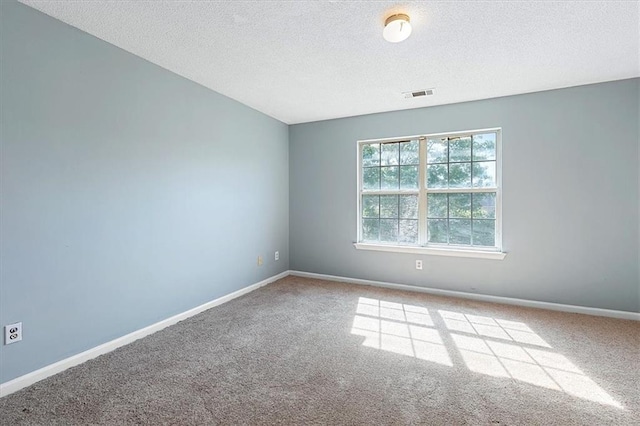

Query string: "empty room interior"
[[1, 0, 639, 424]]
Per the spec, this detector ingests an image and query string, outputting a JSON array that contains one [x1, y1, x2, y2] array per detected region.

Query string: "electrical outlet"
[[275, 251, 279, 261], [4, 322, 22, 345], [257, 256, 263, 266], [415, 260, 423, 270]]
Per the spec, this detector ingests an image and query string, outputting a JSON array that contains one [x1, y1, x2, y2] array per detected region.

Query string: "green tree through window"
[[359, 130, 501, 251]]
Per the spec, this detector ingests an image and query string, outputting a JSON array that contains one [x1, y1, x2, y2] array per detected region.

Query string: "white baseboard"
[[3, 269, 636, 398], [289, 270, 640, 321], [0, 270, 289, 398]]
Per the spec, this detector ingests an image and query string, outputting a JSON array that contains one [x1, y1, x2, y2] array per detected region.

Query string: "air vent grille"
[[403, 88, 435, 99]]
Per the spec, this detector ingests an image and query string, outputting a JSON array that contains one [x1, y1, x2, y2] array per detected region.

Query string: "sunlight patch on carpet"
[[349, 296, 622, 408], [351, 297, 452, 366]]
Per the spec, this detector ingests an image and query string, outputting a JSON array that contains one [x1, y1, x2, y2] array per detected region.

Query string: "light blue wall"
[[290, 79, 640, 313], [0, 2, 289, 383], [1, 0, 638, 388]]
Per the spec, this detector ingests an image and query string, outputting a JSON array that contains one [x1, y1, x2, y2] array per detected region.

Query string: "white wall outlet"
[[257, 256, 263, 266], [416, 260, 423, 270], [275, 251, 279, 261], [4, 322, 22, 345]]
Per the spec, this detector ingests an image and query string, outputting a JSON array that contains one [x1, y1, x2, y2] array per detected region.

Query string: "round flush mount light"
[[383, 13, 412, 43]]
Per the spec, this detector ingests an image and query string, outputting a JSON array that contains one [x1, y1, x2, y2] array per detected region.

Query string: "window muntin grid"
[[358, 130, 501, 250]]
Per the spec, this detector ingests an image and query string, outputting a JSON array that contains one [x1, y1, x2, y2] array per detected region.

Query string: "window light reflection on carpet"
[[349, 297, 622, 408], [351, 297, 452, 366]]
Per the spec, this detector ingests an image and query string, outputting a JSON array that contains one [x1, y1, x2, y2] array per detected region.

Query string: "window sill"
[[353, 243, 507, 260]]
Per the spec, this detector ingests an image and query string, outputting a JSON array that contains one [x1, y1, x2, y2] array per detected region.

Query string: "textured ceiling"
[[19, 0, 640, 124]]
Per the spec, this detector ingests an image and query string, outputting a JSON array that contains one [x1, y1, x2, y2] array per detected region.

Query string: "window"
[[356, 129, 504, 259]]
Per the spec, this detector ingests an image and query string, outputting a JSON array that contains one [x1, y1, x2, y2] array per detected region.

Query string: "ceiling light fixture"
[[383, 14, 412, 43]]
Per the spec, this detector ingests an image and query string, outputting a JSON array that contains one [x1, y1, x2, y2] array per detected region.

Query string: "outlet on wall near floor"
[[416, 260, 423, 270], [275, 251, 279, 261], [4, 322, 22, 345], [257, 256, 263, 266]]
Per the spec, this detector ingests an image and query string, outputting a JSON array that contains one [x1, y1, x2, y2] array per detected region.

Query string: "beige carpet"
[[1, 275, 638, 425]]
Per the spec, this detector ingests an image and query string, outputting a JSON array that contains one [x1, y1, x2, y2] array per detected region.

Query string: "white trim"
[[357, 127, 502, 145], [0, 271, 289, 398], [5, 268, 636, 399], [354, 242, 507, 260], [418, 137, 427, 244], [289, 270, 640, 321], [424, 187, 497, 194], [495, 129, 503, 250], [362, 189, 420, 195], [356, 141, 363, 242], [356, 128, 503, 252]]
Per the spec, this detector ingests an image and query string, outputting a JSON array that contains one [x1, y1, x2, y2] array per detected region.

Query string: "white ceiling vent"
[[403, 88, 435, 99]]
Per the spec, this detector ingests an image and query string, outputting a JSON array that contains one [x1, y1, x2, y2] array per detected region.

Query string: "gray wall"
[[1, 0, 638, 388], [290, 79, 640, 313], [0, 2, 289, 383]]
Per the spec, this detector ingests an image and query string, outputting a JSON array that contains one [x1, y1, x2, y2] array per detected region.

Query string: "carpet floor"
[[1, 275, 638, 425]]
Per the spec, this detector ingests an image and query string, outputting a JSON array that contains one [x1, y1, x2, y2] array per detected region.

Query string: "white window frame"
[[354, 128, 506, 260]]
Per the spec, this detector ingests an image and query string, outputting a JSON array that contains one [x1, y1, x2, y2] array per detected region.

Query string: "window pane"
[[362, 219, 380, 241], [449, 163, 472, 188], [427, 193, 447, 218], [472, 219, 495, 246], [362, 143, 380, 167], [360, 131, 500, 248], [450, 137, 471, 162], [449, 193, 471, 218], [400, 195, 418, 219], [428, 219, 448, 243], [427, 138, 447, 163], [427, 164, 448, 188], [381, 143, 399, 166], [472, 161, 496, 188], [473, 133, 496, 161], [472, 193, 496, 219], [400, 166, 418, 189], [363, 167, 380, 190], [362, 195, 379, 218], [400, 140, 419, 165], [381, 166, 399, 190], [380, 195, 399, 218], [399, 220, 418, 244], [450, 219, 471, 245], [380, 219, 398, 242]]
